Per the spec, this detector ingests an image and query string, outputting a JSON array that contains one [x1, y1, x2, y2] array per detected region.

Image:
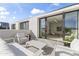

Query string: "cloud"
[[0, 7, 10, 15], [12, 16, 16, 19], [0, 7, 10, 21], [0, 11, 10, 15], [52, 3, 60, 6], [0, 15, 6, 19], [31, 8, 45, 14], [0, 7, 6, 11]]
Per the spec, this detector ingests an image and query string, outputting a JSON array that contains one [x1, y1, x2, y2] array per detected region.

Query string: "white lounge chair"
[[26, 40, 46, 55], [26, 40, 46, 49], [9, 43, 36, 56], [15, 33, 29, 44], [25, 40, 54, 56]]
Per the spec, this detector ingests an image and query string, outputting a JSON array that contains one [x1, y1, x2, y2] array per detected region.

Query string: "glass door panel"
[[64, 11, 77, 47], [39, 18, 47, 38]]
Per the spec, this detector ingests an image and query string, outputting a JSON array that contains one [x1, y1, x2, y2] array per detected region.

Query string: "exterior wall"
[[29, 17, 39, 37], [10, 17, 39, 38], [15, 21, 20, 30], [0, 30, 31, 43]]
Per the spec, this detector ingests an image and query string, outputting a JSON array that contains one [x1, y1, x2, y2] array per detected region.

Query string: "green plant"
[[64, 33, 75, 47], [65, 28, 72, 35]]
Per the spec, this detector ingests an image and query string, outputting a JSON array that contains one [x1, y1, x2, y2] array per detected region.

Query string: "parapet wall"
[[0, 30, 30, 39]]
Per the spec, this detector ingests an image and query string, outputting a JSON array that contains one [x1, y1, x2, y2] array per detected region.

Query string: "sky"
[[0, 3, 73, 24]]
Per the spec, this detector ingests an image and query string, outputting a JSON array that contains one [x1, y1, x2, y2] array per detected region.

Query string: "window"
[[20, 22, 29, 30]]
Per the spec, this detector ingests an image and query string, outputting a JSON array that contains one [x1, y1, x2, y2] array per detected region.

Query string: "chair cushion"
[[26, 40, 46, 49]]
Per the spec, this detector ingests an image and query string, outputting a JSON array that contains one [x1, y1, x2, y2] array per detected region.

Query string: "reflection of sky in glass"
[[40, 18, 45, 28], [65, 11, 77, 28], [40, 18, 46, 32]]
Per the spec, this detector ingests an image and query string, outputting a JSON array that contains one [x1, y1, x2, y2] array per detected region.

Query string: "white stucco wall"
[[29, 17, 39, 37], [15, 21, 20, 30]]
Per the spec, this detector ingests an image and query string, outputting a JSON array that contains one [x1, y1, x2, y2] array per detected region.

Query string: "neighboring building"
[[11, 4, 79, 50], [0, 22, 9, 29]]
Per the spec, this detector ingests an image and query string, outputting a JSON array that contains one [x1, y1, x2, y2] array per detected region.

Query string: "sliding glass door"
[[39, 18, 47, 39], [39, 11, 79, 47], [64, 11, 77, 46]]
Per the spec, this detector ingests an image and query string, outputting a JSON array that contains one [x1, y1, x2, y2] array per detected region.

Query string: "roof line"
[[31, 3, 78, 18], [49, 3, 78, 13]]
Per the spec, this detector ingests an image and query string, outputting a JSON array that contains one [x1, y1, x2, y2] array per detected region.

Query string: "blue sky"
[[0, 3, 73, 24]]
